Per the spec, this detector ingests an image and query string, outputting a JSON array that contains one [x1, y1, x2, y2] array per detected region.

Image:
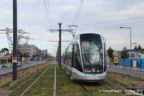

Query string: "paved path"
[[0, 61, 47, 75], [108, 66, 144, 78]]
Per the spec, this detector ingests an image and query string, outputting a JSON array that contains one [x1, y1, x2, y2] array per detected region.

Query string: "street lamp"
[[120, 27, 132, 50], [131, 42, 137, 46]]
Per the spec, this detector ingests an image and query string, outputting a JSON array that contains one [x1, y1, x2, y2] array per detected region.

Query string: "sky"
[[0, 0, 144, 55]]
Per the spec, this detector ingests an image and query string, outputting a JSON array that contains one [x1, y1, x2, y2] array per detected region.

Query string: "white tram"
[[62, 33, 107, 82]]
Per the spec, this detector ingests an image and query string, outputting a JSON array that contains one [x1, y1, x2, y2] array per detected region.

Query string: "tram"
[[62, 33, 107, 81]]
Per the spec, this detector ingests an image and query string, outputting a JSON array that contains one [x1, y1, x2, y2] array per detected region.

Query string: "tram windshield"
[[80, 34, 103, 67]]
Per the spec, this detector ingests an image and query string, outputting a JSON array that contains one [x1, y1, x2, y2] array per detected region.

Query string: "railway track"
[[99, 80, 125, 96], [79, 84, 94, 96], [19, 61, 57, 96], [19, 66, 49, 96], [53, 64, 57, 96], [79, 80, 126, 96], [9, 63, 128, 96]]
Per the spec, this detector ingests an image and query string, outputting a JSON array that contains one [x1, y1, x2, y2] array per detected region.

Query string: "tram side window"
[[64, 52, 66, 64], [73, 44, 82, 72], [65, 49, 69, 65], [61, 53, 65, 64], [104, 43, 107, 72], [67, 45, 72, 67]]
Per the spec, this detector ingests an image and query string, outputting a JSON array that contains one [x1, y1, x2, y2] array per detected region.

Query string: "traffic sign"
[[12, 57, 17, 63]]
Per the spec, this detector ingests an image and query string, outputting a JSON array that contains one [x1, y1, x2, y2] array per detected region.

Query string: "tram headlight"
[[96, 70, 100, 73], [88, 70, 91, 73]]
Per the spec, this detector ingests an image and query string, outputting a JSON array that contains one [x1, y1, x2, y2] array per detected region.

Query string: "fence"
[[118, 58, 144, 69]]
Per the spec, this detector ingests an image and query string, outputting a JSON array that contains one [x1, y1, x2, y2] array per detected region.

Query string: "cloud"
[[102, 2, 144, 21], [0, 0, 144, 54], [19, 0, 36, 3]]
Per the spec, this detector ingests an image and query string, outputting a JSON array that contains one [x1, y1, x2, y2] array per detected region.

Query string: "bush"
[[1, 64, 7, 68]]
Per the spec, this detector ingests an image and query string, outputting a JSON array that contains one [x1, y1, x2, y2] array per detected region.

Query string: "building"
[[18, 44, 48, 61], [128, 50, 144, 59], [0, 49, 11, 64], [113, 51, 121, 57], [113, 49, 144, 59], [18, 44, 40, 59], [41, 50, 48, 56]]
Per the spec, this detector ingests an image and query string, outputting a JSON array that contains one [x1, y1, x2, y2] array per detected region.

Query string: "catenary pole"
[[58, 23, 62, 70], [50, 23, 76, 70], [13, 0, 17, 80]]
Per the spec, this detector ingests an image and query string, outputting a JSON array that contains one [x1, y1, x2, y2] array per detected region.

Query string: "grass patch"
[[84, 82, 123, 96], [108, 71, 144, 80], [109, 78, 136, 87], [9, 69, 44, 96], [131, 82, 136, 87], [9, 79, 22, 89], [9, 64, 50, 96], [56, 65, 87, 96], [9, 64, 126, 96], [57, 65, 124, 96], [108, 71, 137, 87], [24, 64, 54, 96], [0, 80, 12, 87], [114, 78, 129, 87], [104, 80, 123, 90], [0, 72, 12, 77]]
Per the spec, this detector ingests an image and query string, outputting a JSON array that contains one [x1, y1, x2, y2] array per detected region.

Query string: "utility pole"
[[50, 23, 73, 70], [13, 0, 17, 80]]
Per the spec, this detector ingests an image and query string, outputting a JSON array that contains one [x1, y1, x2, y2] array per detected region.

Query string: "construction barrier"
[[118, 58, 144, 68]]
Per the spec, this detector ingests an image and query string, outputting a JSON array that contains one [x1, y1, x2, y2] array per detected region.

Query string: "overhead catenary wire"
[[42, 0, 53, 43], [42, 0, 57, 43], [72, 0, 84, 24], [69, 0, 84, 37], [43, 0, 51, 28]]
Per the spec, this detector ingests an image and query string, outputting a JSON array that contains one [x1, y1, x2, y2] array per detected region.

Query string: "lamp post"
[[120, 27, 132, 50], [131, 42, 137, 47]]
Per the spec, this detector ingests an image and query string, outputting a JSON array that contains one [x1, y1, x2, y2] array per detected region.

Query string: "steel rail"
[[79, 84, 94, 96], [99, 80, 125, 96], [20, 67, 49, 96], [53, 64, 57, 96]]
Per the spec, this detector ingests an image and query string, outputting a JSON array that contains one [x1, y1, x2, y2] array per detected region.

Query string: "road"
[[108, 66, 144, 78], [2, 61, 143, 78], [0, 61, 46, 75]]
